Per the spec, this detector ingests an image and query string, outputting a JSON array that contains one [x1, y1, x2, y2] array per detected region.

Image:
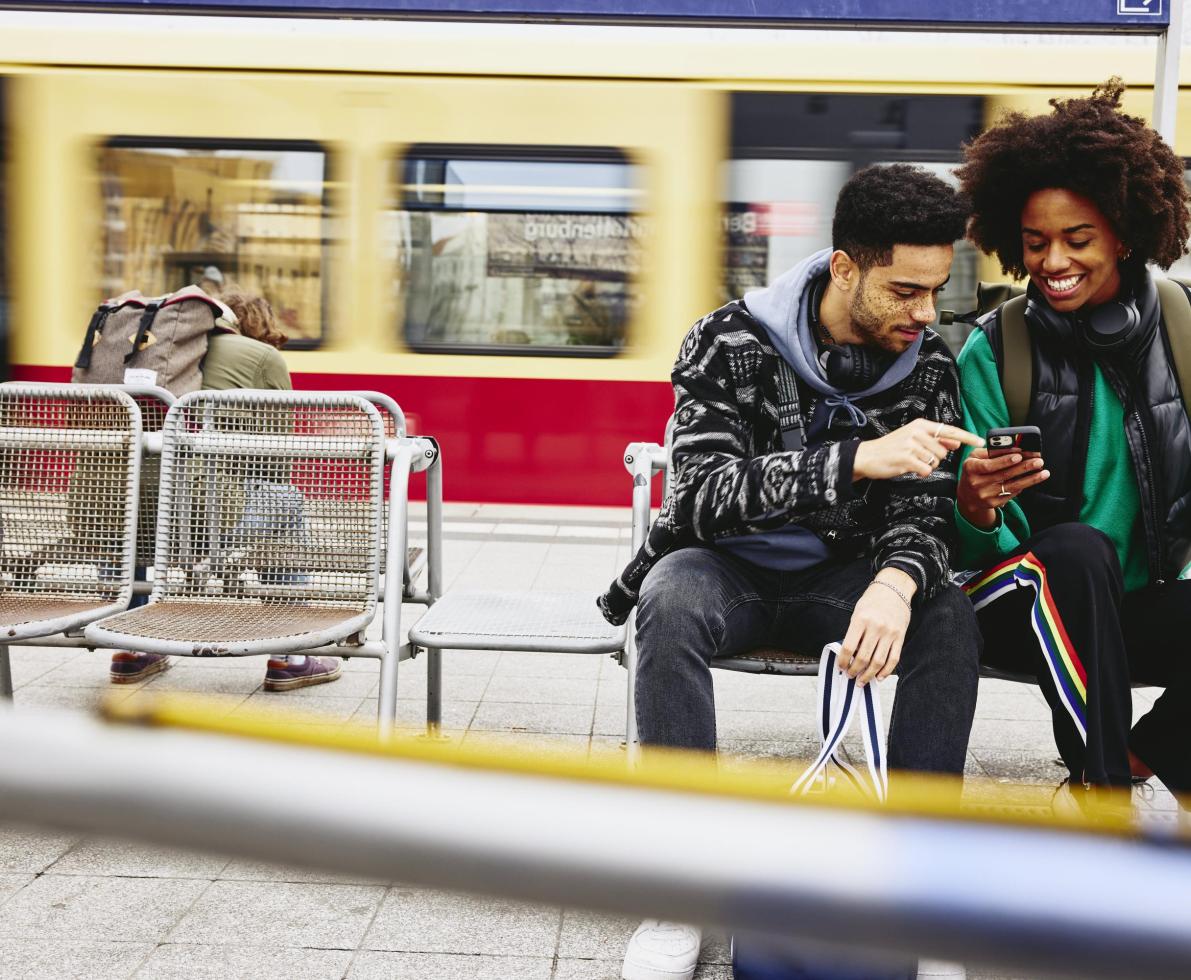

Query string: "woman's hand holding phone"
[[957, 428, 1051, 529]]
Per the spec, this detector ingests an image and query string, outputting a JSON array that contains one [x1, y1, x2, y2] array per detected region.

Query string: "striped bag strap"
[[790, 643, 888, 802]]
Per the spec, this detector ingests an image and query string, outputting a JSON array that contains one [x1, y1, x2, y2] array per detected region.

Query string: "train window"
[[724, 93, 984, 353], [390, 147, 642, 356], [97, 139, 331, 348]]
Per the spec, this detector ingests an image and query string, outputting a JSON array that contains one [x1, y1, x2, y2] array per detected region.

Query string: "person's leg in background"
[[109, 565, 171, 683], [966, 522, 1133, 789]]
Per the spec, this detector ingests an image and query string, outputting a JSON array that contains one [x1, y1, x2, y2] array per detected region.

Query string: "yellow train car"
[[0, 9, 1186, 503]]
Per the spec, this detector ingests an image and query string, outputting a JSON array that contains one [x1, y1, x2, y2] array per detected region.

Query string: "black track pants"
[[965, 522, 1191, 793]]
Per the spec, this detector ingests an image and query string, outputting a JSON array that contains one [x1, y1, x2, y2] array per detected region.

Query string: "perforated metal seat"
[[409, 590, 625, 654], [0, 385, 141, 640], [86, 390, 386, 657]]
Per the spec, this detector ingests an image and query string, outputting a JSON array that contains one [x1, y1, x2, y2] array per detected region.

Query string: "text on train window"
[[390, 148, 642, 356], [97, 140, 331, 348]]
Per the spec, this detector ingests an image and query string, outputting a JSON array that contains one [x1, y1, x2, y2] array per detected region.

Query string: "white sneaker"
[[918, 960, 966, 978], [622, 919, 702, 980]]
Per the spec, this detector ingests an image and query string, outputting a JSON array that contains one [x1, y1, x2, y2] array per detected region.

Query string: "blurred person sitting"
[[953, 80, 1191, 809], [597, 165, 983, 980], [110, 287, 342, 693]]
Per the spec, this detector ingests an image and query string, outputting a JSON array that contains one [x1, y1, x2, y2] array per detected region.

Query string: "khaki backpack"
[[72, 285, 236, 396], [945, 279, 1191, 426]]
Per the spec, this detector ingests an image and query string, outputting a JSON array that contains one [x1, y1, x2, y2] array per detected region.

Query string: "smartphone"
[[986, 425, 1042, 458]]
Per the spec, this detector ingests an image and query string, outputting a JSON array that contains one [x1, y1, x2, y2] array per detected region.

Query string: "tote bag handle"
[[789, 642, 888, 803]]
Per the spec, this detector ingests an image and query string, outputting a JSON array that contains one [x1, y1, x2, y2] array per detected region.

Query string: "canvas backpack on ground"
[[942, 278, 1191, 426], [72, 285, 236, 396]]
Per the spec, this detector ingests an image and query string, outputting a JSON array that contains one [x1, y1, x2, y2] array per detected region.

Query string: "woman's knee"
[[1028, 522, 1120, 577]]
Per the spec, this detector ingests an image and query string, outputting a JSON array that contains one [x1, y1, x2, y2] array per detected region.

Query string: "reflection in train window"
[[390, 148, 643, 356], [97, 139, 331, 348]]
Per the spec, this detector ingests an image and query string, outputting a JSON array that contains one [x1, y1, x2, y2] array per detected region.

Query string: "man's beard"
[[848, 281, 901, 354]]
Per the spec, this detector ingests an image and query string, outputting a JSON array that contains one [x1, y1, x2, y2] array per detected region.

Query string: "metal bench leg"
[[624, 614, 640, 767], [377, 646, 398, 739], [0, 645, 11, 700], [377, 444, 418, 738], [426, 648, 442, 736]]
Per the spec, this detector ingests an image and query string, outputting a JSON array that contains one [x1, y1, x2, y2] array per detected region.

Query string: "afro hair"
[[956, 78, 1190, 277]]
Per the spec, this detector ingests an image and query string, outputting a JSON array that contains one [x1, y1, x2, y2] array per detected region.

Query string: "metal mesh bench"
[[0, 385, 142, 696], [409, 590, 626, 655], [86, 389, 387, 659], [0, 384, 141, 641]]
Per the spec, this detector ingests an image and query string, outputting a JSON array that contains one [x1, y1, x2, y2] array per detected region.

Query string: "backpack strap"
[[775, 357, 805, 451], [1154, 277, 1191, 424], [124, 302, 161, 364], [998, 294, 1032, 428], [74, 304, 112, 370]]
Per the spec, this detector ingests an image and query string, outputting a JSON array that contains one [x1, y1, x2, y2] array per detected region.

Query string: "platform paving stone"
[[347, 950, 554, 979], [0, 825, 78, 874], [0, 939, 154, 979], [133, 943, 353, 979], [0, 873, 32, 907], [0, 503, 1183, 977], [0, 875, 209, 942], [169, 881, 385, 949], [363, 888, 561, 956], [49, 837, 232, 880]]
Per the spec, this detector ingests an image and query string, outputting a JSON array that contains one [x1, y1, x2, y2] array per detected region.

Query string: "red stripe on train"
[[11, 365, 672, 506]]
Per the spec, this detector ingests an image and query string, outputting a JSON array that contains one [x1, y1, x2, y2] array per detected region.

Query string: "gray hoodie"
[[715, 247, 923, 570]]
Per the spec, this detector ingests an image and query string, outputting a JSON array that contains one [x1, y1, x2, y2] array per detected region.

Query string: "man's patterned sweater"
[[597, 300, 964, 626]]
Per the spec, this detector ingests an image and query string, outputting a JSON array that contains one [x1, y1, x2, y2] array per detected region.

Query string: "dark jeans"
[[972, 522, 1191, 792], [634, 548, 981, 776]]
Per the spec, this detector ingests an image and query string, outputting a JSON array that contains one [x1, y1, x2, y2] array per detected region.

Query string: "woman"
[[953, 79, 1191, 804]]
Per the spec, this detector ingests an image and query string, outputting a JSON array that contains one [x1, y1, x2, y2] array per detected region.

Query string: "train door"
[[723, 90, 985, 353]]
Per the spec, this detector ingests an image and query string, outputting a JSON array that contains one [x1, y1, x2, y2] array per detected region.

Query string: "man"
[[597, 164, 983, 980]]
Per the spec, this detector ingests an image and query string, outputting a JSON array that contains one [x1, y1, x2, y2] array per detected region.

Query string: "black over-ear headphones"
[[809, 274, 894, 391], [819, 344, 895, 391], [1079, 297, 1143, 353]]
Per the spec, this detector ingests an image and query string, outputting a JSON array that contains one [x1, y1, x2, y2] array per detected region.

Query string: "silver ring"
[[998, 483, 1012, 497], [933, 422, 944, 439], [928, 454, 938, 468]]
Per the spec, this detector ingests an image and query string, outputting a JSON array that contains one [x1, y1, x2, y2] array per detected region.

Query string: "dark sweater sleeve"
[[869, 353, 963, 601], [668, 321, 856, 541]]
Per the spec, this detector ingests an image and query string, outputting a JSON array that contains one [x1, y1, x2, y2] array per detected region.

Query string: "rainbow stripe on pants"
[[963, 553, 1088, 740]]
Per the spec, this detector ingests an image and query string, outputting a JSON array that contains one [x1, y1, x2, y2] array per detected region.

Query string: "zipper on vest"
[[1132, 408, 1164, 581]]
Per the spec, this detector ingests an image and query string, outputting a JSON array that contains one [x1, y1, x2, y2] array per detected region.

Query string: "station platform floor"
[[0, 503, 1182, 980]]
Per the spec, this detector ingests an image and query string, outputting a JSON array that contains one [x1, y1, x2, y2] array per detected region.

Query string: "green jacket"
[[201, 333, 291, 392], [954, 328, 1151, 591]]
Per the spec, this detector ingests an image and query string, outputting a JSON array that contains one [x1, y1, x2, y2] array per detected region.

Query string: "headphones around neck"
[[1080, 298, 1143, 352], [819, 344, 895, 391], [809, 275, 895, 391]]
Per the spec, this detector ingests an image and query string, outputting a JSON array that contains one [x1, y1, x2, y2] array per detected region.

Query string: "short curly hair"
[[956, 78, 1190, 277], [832, 163, 969, 269]]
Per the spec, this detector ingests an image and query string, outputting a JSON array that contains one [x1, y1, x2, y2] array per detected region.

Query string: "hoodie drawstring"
[[824, 394, 868, 431]]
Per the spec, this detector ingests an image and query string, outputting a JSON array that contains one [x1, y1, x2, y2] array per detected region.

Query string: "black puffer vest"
[[980, 270, 1191, 582]]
